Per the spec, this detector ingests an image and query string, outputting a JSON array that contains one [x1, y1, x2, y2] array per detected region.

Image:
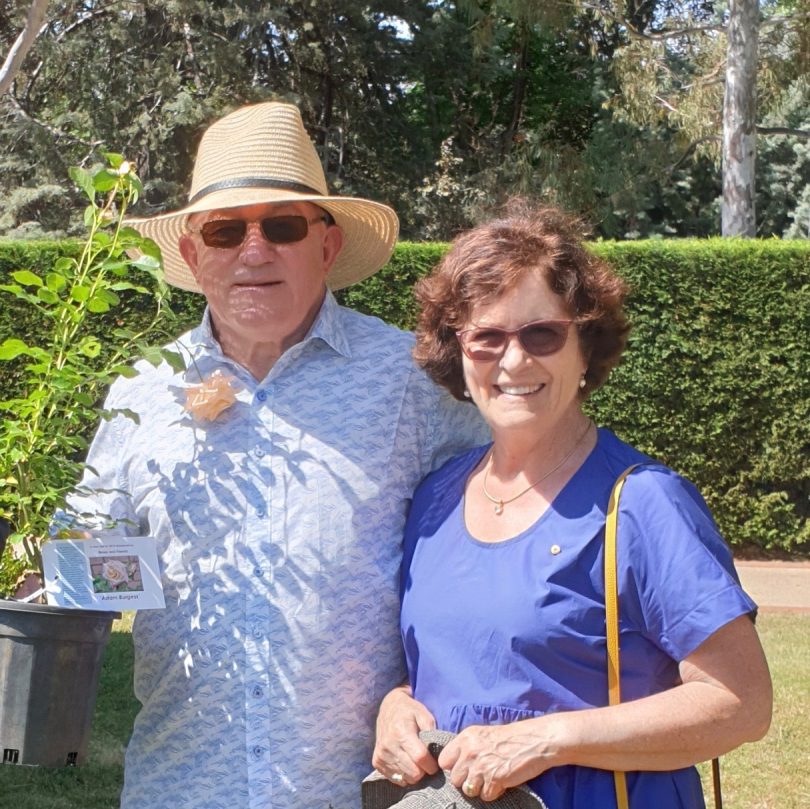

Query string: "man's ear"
[[178, 233, 201, 282], [321, 224, 344, 278]]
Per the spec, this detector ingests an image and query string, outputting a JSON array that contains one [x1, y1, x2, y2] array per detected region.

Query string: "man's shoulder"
[[337, 305, 415, 351]]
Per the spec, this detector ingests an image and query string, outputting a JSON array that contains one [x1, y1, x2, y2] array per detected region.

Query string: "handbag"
[[605, 464, 722, 809]]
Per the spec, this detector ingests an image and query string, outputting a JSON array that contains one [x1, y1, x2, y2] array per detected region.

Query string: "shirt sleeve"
[[418, 376, 490, 477], [63, 380, 141, 535], [616, 465, 757, 661]]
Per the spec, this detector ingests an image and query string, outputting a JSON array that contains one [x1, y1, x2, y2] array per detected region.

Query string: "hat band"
[[189, 177, 324, 204]]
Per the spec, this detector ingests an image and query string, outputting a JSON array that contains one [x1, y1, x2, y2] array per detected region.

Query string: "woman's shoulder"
[[592, 428, 694, 500], [594, 429, 736, 571]]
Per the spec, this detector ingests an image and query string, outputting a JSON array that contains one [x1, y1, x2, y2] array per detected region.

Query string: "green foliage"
[[0, 157, 180, 588], [588, 239, 809, 553], [1, 236, 807, 575], [1, 2, 808, 242], [341, 238, 809, 553], [758, 77, 810, 238]]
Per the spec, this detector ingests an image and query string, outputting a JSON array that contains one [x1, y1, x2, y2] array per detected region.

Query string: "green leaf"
[[107, 364, 139, 378], [0, 338, 30, 360], [11, 270, 43, 287], [129, 236, 161, 260], [129, 175, 143, 201], [87, 298, 110, 313], [53, 257, 76, 274], [36, 288, 59, 304], [101, 407, 140, 424], [93, 169, 118, 192], [94, 288, 120, 306], [83, 204, 96, 227], [131, 255, 161, 272], [103, 152, 125, 168], [45, 272, 67, 292], [70, 285, 91, 302], [110, 282, 149, 293], [69, 166, 95, 202], [78, 337, 102, 358], [160, 349, 186, 372], [100, 260, 129, 273], [140, 346, 164, 367]]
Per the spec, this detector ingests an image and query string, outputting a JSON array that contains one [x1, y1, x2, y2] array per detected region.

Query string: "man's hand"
[[372, 685, 439, 786]]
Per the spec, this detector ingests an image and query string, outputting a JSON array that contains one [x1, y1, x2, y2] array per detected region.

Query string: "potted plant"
[[0, 155, 177, 767]]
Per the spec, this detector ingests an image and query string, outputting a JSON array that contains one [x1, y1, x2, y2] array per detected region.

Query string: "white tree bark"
[[722, 0, 759, 237], [0, 0, 50, 97]]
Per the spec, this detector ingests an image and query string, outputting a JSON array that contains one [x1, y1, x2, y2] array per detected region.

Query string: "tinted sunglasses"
[[456, 319, 575, 361], [196, 214, 328, 249]]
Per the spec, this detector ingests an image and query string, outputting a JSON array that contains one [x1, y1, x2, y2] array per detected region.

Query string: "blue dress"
[[400, 428, 756, 809]]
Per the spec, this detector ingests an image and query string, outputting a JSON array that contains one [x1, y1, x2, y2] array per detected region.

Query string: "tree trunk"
[[722, 0, 759, 237], [0, 0, 50, 96]]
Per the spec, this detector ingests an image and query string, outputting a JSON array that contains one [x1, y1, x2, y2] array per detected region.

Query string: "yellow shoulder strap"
[[604, 463, 722, 809], [605, 464, 641, 809]]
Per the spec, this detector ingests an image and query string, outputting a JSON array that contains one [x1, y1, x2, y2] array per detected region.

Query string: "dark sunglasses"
[[196, 214, 328, 249], [456, 319, 575, 361]]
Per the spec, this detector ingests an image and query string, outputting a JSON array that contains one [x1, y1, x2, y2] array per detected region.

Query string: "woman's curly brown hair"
[[413, 200, 631, 401]]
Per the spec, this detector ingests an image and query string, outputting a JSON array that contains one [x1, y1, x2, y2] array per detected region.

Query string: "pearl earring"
[[463, 389, 471, 398], [579, 376, 586, 389]]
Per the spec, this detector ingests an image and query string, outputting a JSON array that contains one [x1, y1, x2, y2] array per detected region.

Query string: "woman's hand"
[[438, 720, 558, 801], [372, 685, 439, 787]]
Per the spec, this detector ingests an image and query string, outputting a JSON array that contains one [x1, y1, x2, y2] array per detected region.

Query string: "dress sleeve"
[[616, 465, 757, 662]]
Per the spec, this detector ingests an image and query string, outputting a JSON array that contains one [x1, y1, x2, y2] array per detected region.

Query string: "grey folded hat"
[[361, 730, 548, 809]]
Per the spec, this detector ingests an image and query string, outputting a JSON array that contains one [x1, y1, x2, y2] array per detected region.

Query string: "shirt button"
[[254, 567, 264, 578], [254, 448, 265, 458], [256, 508, 266, 518], [252, 686, 264, 699], [256, 390, 267, 402], [252, 625, 263, 639], [252, 746, 263, 759]]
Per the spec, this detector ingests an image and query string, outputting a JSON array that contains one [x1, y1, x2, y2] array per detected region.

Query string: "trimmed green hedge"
[[1, 238, 808, 560]]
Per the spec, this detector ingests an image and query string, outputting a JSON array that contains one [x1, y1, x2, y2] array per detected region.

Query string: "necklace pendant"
[[494, 501, 504, 516]]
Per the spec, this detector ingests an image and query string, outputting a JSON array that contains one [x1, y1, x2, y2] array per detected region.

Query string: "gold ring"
[[463, 780, 476, 795], [391, 773, 404, 784]]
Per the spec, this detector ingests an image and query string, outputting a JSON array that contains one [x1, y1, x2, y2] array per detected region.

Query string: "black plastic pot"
[[0, 518, 9, 561], [0, 600, 119, 767]]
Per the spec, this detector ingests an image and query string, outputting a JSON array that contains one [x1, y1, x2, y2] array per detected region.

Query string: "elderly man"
[[69, 102, 486, 809]]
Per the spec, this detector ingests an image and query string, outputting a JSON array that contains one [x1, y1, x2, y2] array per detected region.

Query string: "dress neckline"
[[460, 429, 602, 547]]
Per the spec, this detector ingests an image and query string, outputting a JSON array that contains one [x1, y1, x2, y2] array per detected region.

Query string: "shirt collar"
[[304, 289, 351, 359], [187, 289, 351, 369]]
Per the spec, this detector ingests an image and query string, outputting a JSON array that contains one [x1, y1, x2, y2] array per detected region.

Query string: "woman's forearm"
[[439, 615, 772, 796]]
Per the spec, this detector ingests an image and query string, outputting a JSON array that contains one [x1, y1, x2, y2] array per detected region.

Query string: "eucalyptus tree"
[[588, 0, 810, 236]]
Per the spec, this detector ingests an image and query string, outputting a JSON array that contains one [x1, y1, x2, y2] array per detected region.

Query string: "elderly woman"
[[372, 203, 772, 808]]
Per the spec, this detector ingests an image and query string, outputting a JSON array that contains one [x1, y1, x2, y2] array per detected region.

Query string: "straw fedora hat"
[[127, 101, 399, 292], [362, 731, 548, 809]]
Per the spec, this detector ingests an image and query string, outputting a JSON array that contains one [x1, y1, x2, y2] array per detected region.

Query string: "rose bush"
[[0, 154, 181, 594]]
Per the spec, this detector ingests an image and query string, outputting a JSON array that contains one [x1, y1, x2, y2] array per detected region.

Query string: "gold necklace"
[[482, 420, 594, 515]]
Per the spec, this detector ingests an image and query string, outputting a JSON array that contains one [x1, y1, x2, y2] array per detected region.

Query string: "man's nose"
[[238, 222, 276, 264]]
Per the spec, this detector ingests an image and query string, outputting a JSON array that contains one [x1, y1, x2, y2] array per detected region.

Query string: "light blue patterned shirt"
[[68, 291, 486, 809]]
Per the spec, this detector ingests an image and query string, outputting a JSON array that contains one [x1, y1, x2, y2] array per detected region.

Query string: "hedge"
[[1, 239, 808, 565]]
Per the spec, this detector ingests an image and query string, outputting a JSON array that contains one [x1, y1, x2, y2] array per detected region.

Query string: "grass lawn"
[[0, 612, 807, 808]]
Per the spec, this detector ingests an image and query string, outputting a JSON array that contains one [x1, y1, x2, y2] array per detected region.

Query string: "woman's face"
[[460, 270, 588, 440]]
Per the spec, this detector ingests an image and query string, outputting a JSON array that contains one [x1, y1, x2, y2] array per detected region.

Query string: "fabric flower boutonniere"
[[184, 369, 240, 422]]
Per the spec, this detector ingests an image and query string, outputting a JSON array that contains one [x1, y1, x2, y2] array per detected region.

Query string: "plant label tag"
[[41, 534, 165, 611]]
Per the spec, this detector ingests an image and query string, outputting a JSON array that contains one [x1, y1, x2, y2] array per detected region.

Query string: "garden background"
[[1, 1, 809, 807]]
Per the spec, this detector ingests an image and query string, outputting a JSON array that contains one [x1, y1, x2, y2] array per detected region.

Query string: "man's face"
[[178, 201, 343, 353]]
